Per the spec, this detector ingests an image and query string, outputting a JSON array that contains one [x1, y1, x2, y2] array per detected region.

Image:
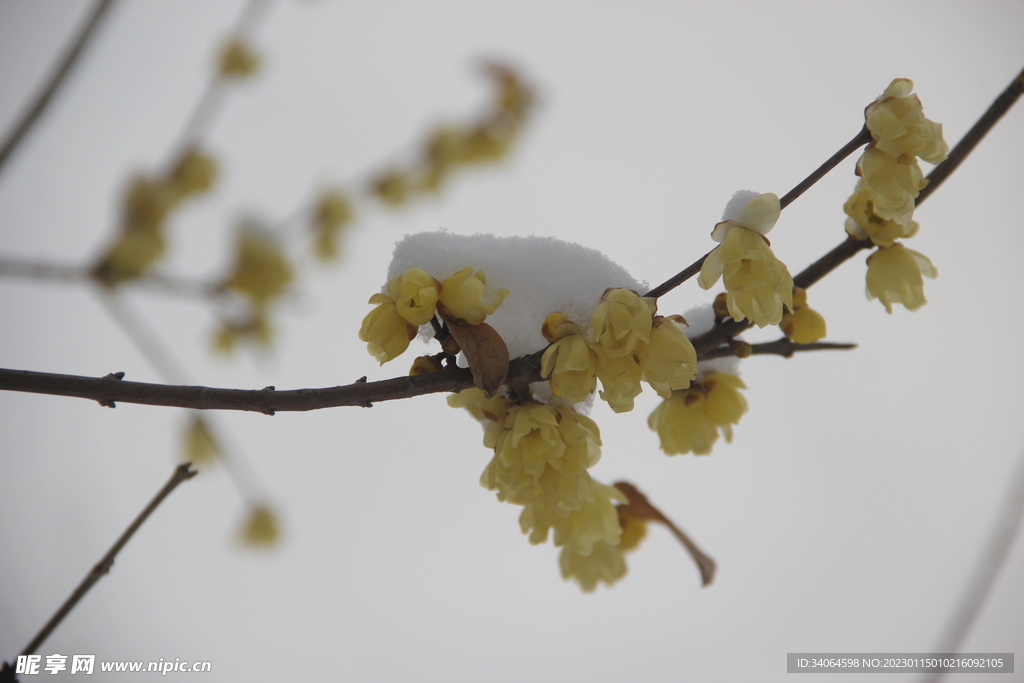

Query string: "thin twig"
[[645, 127, 872, 300], [700, 337, 857, 361], [0, 0, 117, 177], [917, 449, 1024, 683], [17, 463, 197, 657], [0, 257, 224, 299]]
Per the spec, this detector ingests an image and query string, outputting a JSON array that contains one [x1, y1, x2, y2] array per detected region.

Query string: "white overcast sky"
[[1, 1, 1023, 681]]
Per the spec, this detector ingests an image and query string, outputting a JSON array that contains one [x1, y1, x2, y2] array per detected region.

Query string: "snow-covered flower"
[[386, 267, 441, 326], [698, 192, 794, 328], [358, 294, 416, 364], [638, 315, 698, 398], [779, 287, 827, 345], [866, 78, 949, 164], [438, 267, 509, 324], [844, 179, 920, 246], [865, 242, 937, 313]]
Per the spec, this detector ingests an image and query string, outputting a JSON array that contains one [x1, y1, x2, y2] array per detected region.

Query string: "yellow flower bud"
[[866, 79, 948, 164], [219, 38, 260, 77], [240, 505, 279, 547], [865, 243, 937, 313], [358, 294, 416, 364], [638, 315, 698, 398], [591, 288, 656, 358], [386, 268, 441, 326], [409, 355, 440, 376], [595, 347, 643, 413], [698, 226, 794, 328], [780, 304, 828, 344], [438, 267, 509, 325]]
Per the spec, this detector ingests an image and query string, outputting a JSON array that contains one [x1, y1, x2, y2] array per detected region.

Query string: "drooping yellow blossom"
[[358, 294, 416, 364], [438, 267, 509, 324], [648, 387, 719, 455], [447, 387, 510, 424], [386, 268, 441, 326], [595, 348, 643, 413], [648, 371, 748, 455], [313, 189, 354, 261], [240, 505, 279, 547], [844, 179, 920, 246], [865, 242, 937, 313], [701, 371, 749, 444], [219, 37, 260, 78], [638, 315, 698, 398], [493, 403, 566, 481], [699, 194, 794, 328], [865, 79, 949, 165], [540, 314, 598, 404], [856, 147, 927, 223], [780, 287, 827, 345], [591, 288, 656, 358], [560, 539, 627, 593], [224, 227, 294, 304], [522, 482, 624, 555]]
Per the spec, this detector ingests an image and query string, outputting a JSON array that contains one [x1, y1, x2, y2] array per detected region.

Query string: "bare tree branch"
[[0, 0, 117, 177], [6, 463, 196, 665], [700, 337, 857, 361]]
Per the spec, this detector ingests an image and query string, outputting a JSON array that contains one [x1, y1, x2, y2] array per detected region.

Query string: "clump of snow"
[[721, 190, 760, 222], [387, 231, 647, 359], [683, 304, 741, 377]]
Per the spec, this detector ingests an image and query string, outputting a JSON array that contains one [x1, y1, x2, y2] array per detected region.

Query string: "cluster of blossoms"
[[846, 79, 947, 312]]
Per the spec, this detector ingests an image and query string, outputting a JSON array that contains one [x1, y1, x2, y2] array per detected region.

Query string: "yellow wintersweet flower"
[[844, 179, 920, 246], [591, 288, 656, 358], [701, 371, 749, 444], [386, 268, 441, 326], [866, 78, 949, 165], [698, 194, 794, 327], [865, 242, 937, 313], [550, 404, 602, 475], [313, 189, 354, 261], [595, 348, 643, 413], [520, 482, 623, 552], [560, 540, 627, 593], [224, 227, 294, 305], [494, 403, 566, 480], [409, 355, 441, 376], [541, 330, 598, 404], [780, 287, 827, 345], [438, 267, 509, 325], [167, 148, 217, 199], [856, 148, 926, 223], [358, 294, 416, 364], [648, 387, 719, 455], [638, 315, 698, 398], [446, 387, 510, 424], [239, 505, 279, 547], [219, 38, 260, 78]]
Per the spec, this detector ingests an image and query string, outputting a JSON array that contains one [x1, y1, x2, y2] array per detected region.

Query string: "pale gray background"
[[1, 1, 1022, 681]]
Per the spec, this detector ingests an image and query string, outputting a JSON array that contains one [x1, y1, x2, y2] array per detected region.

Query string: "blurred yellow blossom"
[[438, 267, 509, 325], [866, 78, 949, 164], [638, 315, 698, 398], [313, 189, 354, 261], [240, 505, 279, 547], [865, 243, 937, 313], [219, 37, 260, 77], [844, 179, 920, 246], [591, 288, 656, 358], [386, 268, 441, 326], [358, 294, 416, 364], [224, 226, 293, 305], [699, 194, 794, 327], [168, 148, 218, 198], [183, 416, 219, 466], [559, 539, 627, 593]]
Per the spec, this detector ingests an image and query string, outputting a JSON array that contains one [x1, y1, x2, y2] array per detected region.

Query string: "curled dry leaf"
[[614, 481, 717, 586], [444, 319, 509, 396]]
